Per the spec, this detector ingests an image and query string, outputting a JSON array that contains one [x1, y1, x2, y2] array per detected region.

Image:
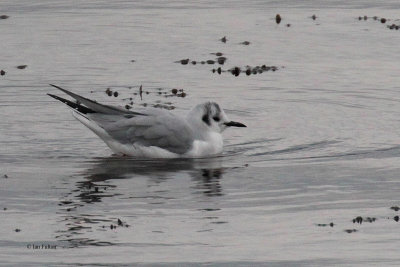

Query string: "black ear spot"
[[202, 114, 210, 125]]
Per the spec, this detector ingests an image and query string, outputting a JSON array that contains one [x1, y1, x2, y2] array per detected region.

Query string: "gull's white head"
[[187, 102, 246, 135]]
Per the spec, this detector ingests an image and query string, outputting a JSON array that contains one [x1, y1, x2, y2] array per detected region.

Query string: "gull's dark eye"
[[202, 114, 210, 125], [213, 116, 220, 122]]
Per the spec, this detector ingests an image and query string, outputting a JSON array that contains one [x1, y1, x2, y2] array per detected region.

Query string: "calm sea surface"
[[1, 1, 400, 266]]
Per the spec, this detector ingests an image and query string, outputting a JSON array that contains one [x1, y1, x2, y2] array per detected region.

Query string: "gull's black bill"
[[224, 121, 247, 127]]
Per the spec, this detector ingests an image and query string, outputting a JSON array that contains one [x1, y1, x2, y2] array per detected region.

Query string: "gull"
[[48, 84, 246, 158]]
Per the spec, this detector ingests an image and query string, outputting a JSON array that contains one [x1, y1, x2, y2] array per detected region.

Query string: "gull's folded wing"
[[89, 111, 194, 154], [49, 84, 194, 155]]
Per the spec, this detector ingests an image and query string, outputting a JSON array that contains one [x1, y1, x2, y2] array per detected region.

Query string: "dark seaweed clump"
[[357, 15, 400, 31], [176, 54, 281, 78], [352, 216, 376, 224], [317, 205, 400, 234], [94, 85, 187, 111]]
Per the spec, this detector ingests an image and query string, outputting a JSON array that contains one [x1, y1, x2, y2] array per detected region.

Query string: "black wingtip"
[[47, 93, 57, 99], [47, 92, 95, 114], [49, 84, 65, 91], [49, 84, 58, 88]]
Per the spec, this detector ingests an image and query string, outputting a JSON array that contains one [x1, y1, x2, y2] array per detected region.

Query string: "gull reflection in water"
[[56, 155, 225, 247]]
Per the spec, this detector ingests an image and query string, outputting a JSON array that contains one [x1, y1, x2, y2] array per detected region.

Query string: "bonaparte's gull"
[[48, 85, 246, 158]]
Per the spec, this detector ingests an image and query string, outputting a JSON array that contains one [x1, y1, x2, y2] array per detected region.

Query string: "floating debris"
[[212, 65, 279, 77], [316, 222, 334, 227], [220, 36, 227, 43], [0, 70, 5, 76], [344, 229, 357, 234], [352, 216, 363, 224], [365, 217, 376, 223], [240, 41, 250, 45], [231, 67, 241, 77], [387, 24, 399, 30], [211, 52, 223, 56], [275, 14, 282, 24], [358, 15, 400, 31], [217, 57, 227, 65], [16, 65, 27, 69], [176, 58, 190, 65], [390, 206, 400, 211], [179, 56, 226, 66], [139, 85, 143, 100], [352, 216, 376, 224], [0, 15, 9, 20], [105, 88, 112, 96]]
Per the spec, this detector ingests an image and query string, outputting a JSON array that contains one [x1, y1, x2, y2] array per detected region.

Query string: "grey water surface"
[[1, 0, 400, 266]]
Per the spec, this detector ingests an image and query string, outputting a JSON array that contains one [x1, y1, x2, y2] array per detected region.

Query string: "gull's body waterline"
[[48, 85, 246, 158]]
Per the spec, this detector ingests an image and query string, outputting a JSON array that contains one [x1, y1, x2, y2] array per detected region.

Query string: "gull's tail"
[[48, 84, 131, 154]]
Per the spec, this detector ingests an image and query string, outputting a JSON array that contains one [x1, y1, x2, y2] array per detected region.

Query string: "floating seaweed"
[[316, 222, 334, 227], [211, 65, 280, 77], [175, 58, 190, 65], [357, 15, 400, 31], [275, 14, 282, 24]]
